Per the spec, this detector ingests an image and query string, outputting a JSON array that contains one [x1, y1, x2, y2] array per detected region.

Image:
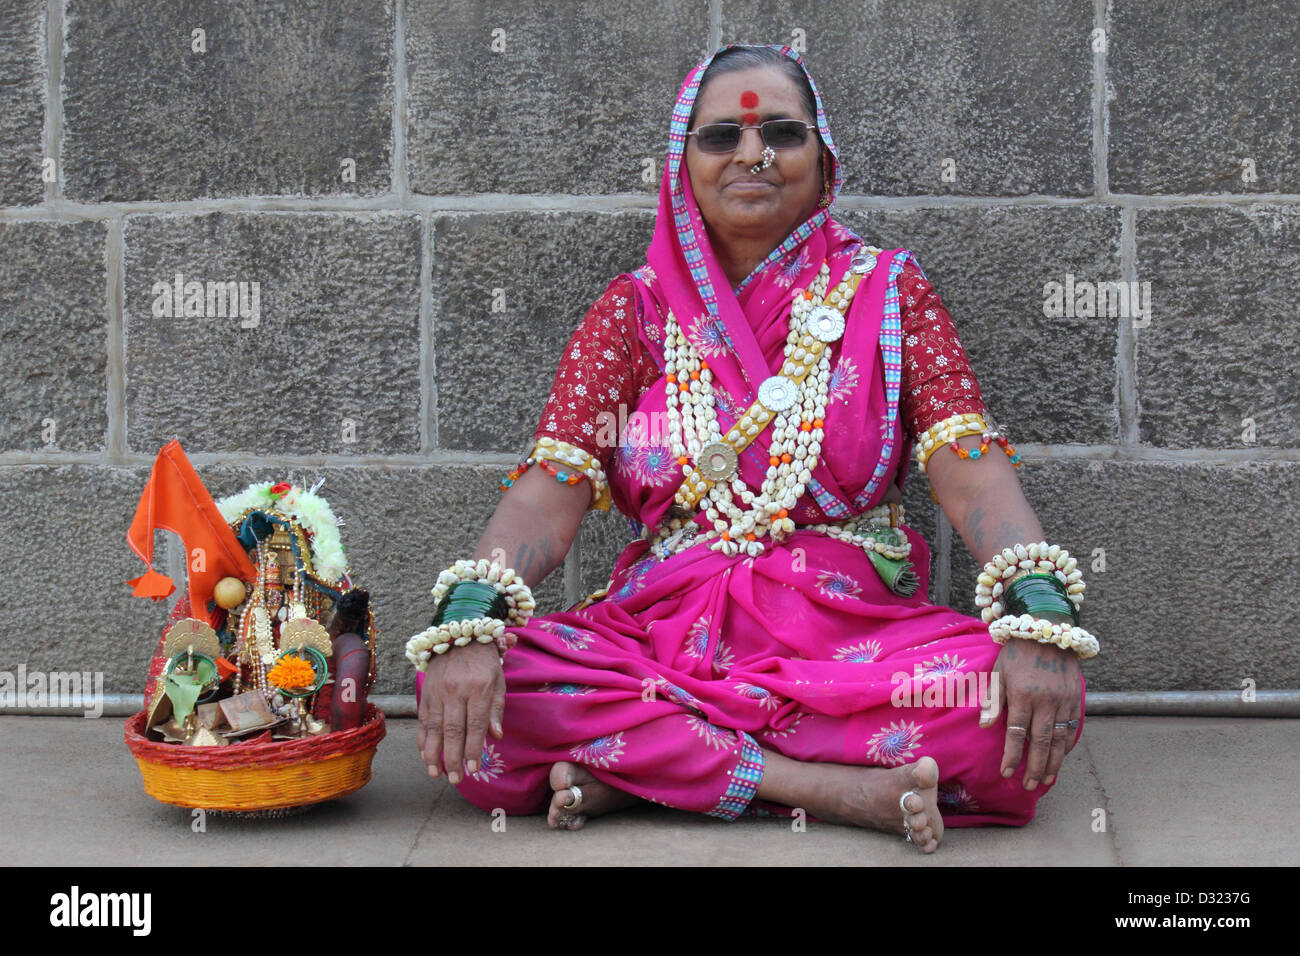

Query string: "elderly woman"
[[410, 43, 1094, 853]]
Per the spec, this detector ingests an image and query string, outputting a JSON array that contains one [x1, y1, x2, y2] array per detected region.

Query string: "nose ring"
[[749, 146, 775, 175]]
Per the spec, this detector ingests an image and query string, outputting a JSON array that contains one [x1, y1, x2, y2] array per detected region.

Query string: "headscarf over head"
[[619, 44, 909, 527]]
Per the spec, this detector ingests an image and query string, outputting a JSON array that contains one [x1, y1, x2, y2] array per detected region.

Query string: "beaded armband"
[[405, 560, 535, 670], [916, 412, 1021, 473], [502, 437, 611, 511]]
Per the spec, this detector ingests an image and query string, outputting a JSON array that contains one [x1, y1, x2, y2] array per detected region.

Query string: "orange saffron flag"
[[126, 440, 256, 627]]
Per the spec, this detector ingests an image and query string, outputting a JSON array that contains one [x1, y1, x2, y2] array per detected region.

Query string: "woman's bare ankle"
[[755, 748, 945, 849]]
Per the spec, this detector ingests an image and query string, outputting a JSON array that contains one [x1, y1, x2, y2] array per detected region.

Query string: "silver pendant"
[[696, 441, 739, 482], [807, 305, 845, 343], [850, 250, 878, 275], [757, 376, 798, 412]]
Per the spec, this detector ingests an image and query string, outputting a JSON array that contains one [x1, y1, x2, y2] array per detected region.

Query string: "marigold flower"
[[267, 654, 317, 691]]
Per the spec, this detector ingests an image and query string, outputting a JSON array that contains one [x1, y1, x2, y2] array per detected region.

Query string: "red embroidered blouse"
[[533, 258, 987, 475]]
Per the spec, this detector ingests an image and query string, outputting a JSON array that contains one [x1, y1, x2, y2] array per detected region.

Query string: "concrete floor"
[[1, 714, 1294, 866]]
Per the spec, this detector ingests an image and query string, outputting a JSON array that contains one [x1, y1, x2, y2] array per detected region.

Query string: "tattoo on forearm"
[[995, 520, 1025, 552], [966, 505, 986, 556], [963, 502, 1038, 567], [512, 540, 555, 587]]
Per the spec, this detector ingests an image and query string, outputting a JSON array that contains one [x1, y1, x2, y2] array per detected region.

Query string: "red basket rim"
[[124, 704, 386, 770]]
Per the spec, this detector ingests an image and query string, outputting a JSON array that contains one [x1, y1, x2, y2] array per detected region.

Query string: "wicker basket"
[[124, 705, 386, 811]]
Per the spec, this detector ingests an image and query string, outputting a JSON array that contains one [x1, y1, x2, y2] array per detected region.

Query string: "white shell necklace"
[[661, 259, 861, 557]]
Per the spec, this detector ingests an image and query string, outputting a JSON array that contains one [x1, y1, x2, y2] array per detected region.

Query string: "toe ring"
[[899, 789, 919, 815], [564, 785, 583, 811]]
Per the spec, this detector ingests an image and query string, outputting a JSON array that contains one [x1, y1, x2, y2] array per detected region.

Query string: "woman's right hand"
[[417, 640, 506, 784]]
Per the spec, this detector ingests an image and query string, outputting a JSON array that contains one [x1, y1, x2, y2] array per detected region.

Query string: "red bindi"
[[740, 90, 759, 108], [741, 111, 759, 125]]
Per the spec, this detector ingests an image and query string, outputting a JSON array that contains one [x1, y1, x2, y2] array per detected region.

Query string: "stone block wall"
[[1, 1, 1296, 694]]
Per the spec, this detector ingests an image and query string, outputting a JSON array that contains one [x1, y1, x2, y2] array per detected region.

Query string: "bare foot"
[[898, 757, 943, 853], [546, 761, 640, 830], [772, 754, 944, 854]]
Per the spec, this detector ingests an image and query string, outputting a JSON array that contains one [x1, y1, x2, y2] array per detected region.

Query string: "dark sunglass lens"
[[763, 121, 809, 148], [695, 124, 741, 153]]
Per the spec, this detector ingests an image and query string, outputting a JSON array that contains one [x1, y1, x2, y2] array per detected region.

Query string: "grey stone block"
[[837, 206, 1123, 445], [0, 0, 45, 207], [61, 0, 394, 202], [123, 212, 422, 456], [899, 465, 940, 603], [1108, 0, 1300, 194], [0, 465, 171, 694], [0, 221, 109, 452], [577, 506, 641, 599], [0, 460, 570, 697], [405, 0, 709, 194], [721, 0, 1094, 196], [947, 525, 984, 622], [1135, 205, 1300, 448], [945, 458, 1300, 691], [432, 210, 653, 452]]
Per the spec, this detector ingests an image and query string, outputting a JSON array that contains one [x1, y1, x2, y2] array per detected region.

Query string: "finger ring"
[[1067, 719, 1079, 727], [563, 785, 583, 811], [1053, 722, 1070, 733], [1007, 725, 1028, 733]]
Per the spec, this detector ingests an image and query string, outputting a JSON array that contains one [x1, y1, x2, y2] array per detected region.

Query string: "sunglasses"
[[687, 119, 817, 154]]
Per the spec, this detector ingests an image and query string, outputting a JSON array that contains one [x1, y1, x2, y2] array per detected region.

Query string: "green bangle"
[[1005, 572, 1072, 599], [1005, 573, 1078, 625], [1005, 575, 1074, 599], [1005, 588, 1075, 615], [1005, 583, 1072, 607], [432, 580, 507, 628]]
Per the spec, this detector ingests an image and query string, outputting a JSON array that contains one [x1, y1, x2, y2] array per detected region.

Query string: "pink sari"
[[427, 44, 1085, 825]]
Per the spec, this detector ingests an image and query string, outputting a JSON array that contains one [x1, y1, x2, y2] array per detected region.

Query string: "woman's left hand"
[[979, 638, 1082, 789]]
